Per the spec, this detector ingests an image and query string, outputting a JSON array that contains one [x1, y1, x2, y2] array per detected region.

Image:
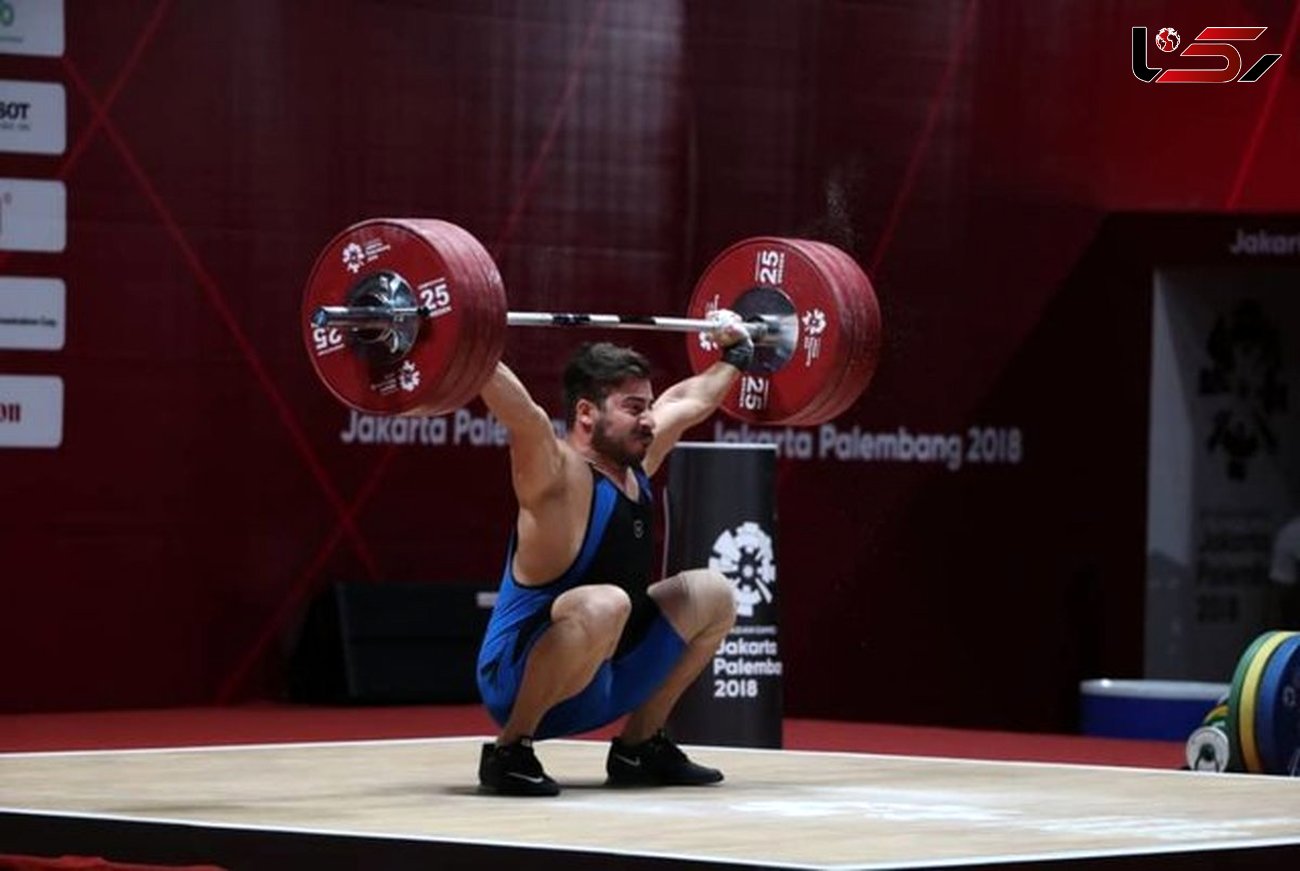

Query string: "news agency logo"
[[1132, 26, 1282, 83]]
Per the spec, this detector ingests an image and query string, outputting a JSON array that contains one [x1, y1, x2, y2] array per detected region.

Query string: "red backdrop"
[[2, 0, 1300, 730]]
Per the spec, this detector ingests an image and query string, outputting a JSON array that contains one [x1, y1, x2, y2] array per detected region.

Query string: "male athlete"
[[475, 313, 754, 795]]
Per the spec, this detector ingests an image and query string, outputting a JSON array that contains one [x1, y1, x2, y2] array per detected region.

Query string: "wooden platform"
[[2, 737, 1298, 870]]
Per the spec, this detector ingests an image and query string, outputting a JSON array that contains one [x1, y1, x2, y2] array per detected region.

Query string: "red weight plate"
[[401, 219, 505, 416], [301, 218, 504, 416], [302, 218, 460, 414], [413, 218, 510, 414], [392, 220, 478, 416], [779, 240, 867, 426], [436, 221, 508, 408], [788, 240, 881, 424], [823, 246, 881, 419], [779, 240, 881, 425], [798, 242, 876, 423], [685, 237, 853, 425]]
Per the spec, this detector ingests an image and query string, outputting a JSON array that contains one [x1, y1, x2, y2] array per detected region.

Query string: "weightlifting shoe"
[[606, 730, 724, 786], [479, 737, 560, 796]]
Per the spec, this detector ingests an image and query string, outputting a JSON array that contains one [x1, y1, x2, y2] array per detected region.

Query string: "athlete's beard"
[[592, 416, 653, 469]]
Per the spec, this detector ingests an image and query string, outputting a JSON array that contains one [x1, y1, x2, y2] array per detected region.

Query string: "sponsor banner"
[[1145, 270, 1300, 680], [713, 420, 1023, 469], [340, 407, 568, 446], [0, 79, 65, 154], [0, 373, 63, 448], [0, 276, 65, 350], [337, 406, 1028, 472], [0, 177, 66, 252], [0, 0, 64, 57], [665, 443, 782, 748], [1228, 228, 1300, 257]]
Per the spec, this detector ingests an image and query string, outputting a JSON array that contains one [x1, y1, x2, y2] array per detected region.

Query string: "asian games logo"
[[1198, 300, 1287, 480], [708, 521, 776, 619]]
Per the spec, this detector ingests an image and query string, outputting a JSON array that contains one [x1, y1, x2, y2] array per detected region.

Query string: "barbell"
[[301, 218, 882, 424]]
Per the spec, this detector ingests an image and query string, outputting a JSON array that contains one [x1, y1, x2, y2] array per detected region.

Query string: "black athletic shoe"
[[606, 730, 724, 786], [478, 737, 560, 796]]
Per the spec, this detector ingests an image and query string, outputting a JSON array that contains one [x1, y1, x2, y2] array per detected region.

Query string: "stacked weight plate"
[[301, 218, 507, 416], [1220, 629, 1300, 775], [783, 239, 882, 425], [684, 237, 882, 426]]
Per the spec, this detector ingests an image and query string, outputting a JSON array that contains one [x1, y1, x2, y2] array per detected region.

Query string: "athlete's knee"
[[555, 584, 632, 644], [690, 569, 737, 631]]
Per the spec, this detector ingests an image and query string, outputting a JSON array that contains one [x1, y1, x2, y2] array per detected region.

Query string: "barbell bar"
[[301, 218, 882, 424], [311, 305, 787, 343]]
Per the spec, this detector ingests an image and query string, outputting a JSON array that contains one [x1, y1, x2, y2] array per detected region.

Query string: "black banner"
[[664, 443, 782, 748]]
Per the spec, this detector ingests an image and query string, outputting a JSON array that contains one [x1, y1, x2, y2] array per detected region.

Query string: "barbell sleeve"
[[310, 305, 422, 331], [311, 305, 778, 341]]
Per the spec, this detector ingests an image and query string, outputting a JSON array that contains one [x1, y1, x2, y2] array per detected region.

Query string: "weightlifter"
[[475, 314, 753, 796]]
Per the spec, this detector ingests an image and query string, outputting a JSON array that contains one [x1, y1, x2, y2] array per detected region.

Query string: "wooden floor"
[[2, 737, 1299, 870]]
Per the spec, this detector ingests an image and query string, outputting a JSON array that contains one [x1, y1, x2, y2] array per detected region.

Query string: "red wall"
[[2, 0, 1299, 729]]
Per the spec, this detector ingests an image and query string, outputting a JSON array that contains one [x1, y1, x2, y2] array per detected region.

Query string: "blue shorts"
[[477, 605, 687, 739]]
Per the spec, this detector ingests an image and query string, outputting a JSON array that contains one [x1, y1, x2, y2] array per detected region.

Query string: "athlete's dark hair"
[[562, 342, 651, 426]]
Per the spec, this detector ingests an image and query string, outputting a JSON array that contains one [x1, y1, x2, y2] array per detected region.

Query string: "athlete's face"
[[590, 379, 655, 468]]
